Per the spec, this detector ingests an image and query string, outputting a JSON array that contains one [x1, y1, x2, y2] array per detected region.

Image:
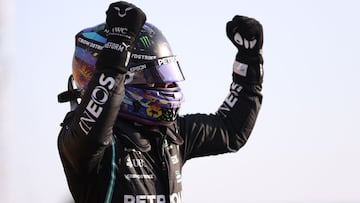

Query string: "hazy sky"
[[2, 0, 359, 202]]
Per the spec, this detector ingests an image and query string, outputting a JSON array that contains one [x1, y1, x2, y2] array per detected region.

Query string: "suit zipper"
[[159, 137, 171, 201]]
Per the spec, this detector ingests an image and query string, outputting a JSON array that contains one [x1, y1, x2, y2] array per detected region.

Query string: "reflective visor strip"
[[127, 56, 185, 84], [104, 136, 116, 203]]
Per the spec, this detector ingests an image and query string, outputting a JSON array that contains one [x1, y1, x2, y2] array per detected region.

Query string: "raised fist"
[[226, 15, 263, 58], [96, 2, 146, 72], [106, 1, 146, 41]]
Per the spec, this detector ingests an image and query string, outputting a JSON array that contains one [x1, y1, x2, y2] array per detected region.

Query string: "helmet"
[[72, 22, 185, 126]]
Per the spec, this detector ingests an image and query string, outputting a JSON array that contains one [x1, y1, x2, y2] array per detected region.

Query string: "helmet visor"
[[126, 56, 185, 85]]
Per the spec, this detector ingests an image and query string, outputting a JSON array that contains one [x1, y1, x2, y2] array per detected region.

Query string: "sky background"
[[1, 0, 359, 202]]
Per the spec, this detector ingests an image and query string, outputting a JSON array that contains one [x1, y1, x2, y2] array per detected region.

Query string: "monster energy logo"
[[140, 36, 151, 48]]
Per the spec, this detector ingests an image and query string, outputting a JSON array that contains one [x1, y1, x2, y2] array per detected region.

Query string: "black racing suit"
[[58, 62, 262, 203]]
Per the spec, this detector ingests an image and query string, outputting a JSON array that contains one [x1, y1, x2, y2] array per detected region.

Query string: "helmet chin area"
[[119, 84, 184, 126]]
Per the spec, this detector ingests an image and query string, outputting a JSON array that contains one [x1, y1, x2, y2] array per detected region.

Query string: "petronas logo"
[[140, 36, 151, 47]]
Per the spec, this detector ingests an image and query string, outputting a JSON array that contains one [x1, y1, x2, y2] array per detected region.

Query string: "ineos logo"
[[91, 86, 109, 105], [218, 82, 243, 115], [78, 73, 116, 135]]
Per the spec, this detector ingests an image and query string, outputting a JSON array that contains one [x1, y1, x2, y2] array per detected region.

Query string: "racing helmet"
[[72, 22, 185, 126]]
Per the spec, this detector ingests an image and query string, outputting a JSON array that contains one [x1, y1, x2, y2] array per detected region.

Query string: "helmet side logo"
[[139, 36, 151, 48]]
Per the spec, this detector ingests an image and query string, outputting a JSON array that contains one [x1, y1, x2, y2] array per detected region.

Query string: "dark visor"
[[126, 56, 185, 85]]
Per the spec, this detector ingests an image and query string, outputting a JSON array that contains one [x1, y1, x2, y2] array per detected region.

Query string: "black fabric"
[[58, 78, 263, 202], [96, 1, 146, 73], [105, 1, 146, 41], [226, 15, 263, 60], [58, 90, 81, 103], [226, 15, 264, 84]]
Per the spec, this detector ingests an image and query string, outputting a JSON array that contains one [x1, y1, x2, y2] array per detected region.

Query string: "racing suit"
[[58, 69, 262, 203], [58, 13, 263, 202]]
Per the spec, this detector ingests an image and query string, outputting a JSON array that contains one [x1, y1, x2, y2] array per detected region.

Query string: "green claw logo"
[[140, 36, 151, 48]]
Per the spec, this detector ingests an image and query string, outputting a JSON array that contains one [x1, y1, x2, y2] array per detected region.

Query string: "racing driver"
[[57, 1, 264, 203]]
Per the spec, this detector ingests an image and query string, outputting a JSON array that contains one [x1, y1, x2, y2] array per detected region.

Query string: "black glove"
[[106, 1, 146, 42], [227, 15, 264, 85], [226, 15, 263, 64], [96, 1, 146, 73]]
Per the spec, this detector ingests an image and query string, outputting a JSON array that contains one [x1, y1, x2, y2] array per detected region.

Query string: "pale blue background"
[[2, 0, 360, 202]]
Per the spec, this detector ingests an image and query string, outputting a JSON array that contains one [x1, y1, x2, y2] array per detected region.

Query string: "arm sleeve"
[[179, 65, 263, 161], [58, 71, 125, 174], [57, 25, 134, 174]]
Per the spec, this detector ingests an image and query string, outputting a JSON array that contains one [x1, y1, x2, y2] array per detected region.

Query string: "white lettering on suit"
[[218, 82, 243, 114], [79, 73, 116, 134], [124, 192, 182, 203]]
